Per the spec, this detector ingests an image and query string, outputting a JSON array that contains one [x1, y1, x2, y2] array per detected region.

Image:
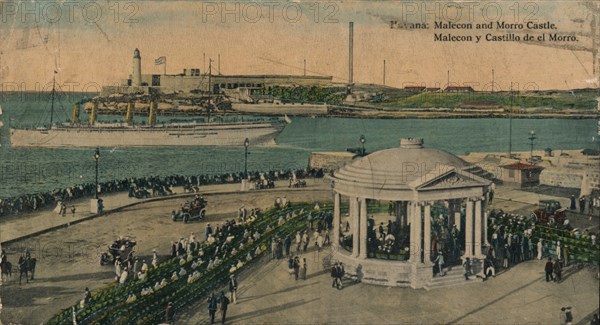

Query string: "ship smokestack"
[[125, 102, 134, 126], [71, 102, 80, 125], [89, 101, 97, 125], [348, 22, 354, 93], [132, 48, 142, 87]]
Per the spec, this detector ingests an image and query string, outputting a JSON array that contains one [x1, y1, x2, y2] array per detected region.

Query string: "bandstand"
[[330, 138, 492, 288]]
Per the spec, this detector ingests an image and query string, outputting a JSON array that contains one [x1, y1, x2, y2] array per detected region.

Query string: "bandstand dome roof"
[[332, 138, 490, 199]]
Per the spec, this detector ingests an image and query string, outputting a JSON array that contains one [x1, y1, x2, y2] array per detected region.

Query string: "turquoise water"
[[0, 92, 597, 197]]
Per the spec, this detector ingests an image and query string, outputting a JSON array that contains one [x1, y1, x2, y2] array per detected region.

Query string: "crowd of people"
[[570, 194, 600, 216], [341, 204, 464, 265], [71, 202, 304, 323], [268, 207, 332, 281], [337, 199, 598, 283], [0, 168, 327, 218], [483, 208, 598, 280]]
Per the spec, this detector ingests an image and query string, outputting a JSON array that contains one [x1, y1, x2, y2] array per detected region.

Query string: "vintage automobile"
[[532, 199, 567, 226], [172, 197, 207, 223], [100, 238, 137, 265], [288, 178, 307, 188]]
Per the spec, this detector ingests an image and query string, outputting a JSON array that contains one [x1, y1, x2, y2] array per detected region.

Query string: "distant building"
[[425, 87, 441, 92], [444, 86, 474, 93], [101, 49, 333, 96], [499, 162, 544, 188], [404, 86, 426, 92]]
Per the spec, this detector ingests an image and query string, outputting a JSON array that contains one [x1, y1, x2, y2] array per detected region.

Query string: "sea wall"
[[232, 103, 328, 115], [539, 169, 583, 189], [309, 152, 357, 171]]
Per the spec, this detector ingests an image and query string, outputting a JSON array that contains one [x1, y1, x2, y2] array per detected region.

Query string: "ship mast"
[[50, 71, 56, 128], [508, 82, 513, 158], [207, 59, 212, 123]]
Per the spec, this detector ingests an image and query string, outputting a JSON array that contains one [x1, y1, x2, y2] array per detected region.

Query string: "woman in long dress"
[[536, 239, 543, 260]]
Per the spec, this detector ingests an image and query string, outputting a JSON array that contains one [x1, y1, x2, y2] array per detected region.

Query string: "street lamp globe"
[[244, 138, 250, 148], [359, 135, 366, 156]]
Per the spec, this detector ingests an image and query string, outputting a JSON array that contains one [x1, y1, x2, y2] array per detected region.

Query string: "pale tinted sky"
[[0, 1, 597, 91]]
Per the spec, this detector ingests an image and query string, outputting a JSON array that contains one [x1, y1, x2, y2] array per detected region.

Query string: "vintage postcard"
[[0, 1, 598, 324]]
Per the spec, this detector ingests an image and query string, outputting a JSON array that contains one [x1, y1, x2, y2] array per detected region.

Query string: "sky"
[[0, 0, 597, 91]]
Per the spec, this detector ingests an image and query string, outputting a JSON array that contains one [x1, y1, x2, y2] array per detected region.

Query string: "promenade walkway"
[[0, 182, 256, 245], [0, 182, 587, 246]]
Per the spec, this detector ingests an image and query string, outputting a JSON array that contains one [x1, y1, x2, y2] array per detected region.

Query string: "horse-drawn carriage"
[[100, 238, 137, 266], [183, 184, 201, 193], [255, 178, 275, 190], [288, 178, 306, 188], [152, 184, 173, 197], [172, 197, 207, 223], [129, 187, 151, 199]]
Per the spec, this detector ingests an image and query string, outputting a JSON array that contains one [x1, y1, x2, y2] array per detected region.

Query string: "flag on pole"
[[155, 56, 166, 65]]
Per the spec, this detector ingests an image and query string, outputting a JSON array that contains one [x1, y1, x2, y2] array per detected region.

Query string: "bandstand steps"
[[424, 267, 482, 291]]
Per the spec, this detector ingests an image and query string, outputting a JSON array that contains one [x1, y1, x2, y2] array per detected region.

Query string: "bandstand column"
[[351, 197, 359, 258], [475, 198, 483, 257], [424, 203, 432, 263], [407, 202, 412, 226], [465, 199, 474, 258], [333, 192, 340, 246], [410, 202, 423, 263], [483, 194, 489, 246], [395, 202, 402, 228], [360, 198, 368, 259], [405, 202, 409, 228], [455, 211, 461, 231], [484, 211, 490, 246]]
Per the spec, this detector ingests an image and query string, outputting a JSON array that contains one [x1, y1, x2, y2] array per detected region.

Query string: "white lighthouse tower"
[[132, 48, 142, 86]]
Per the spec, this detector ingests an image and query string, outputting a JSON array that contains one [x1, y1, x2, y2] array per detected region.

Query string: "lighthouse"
[[132, 48, 142, 86]]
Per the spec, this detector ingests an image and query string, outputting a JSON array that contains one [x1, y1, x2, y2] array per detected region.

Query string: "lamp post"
[[94, 147, 100, 199], [244, 138, 249, 179], [528, 130, 536, 163], [359, 134, 366, 156]]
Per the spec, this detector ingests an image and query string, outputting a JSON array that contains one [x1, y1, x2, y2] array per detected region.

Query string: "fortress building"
[[101, 49, 333, 97]]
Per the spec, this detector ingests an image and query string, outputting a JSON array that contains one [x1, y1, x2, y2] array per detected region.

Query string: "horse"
[[1, 260, 12, 281], [18, 256, 36, 284]]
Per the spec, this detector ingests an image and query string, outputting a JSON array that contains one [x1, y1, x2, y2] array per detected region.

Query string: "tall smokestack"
[[349, 22, 354, 86]]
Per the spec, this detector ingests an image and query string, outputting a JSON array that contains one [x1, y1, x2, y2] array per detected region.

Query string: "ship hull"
[[9, 122, 285, 148]]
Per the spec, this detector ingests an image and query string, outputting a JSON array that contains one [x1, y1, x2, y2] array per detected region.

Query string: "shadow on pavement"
[[227, 297, 320, 323]]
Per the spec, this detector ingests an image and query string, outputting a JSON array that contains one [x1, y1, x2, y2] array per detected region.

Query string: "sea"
[[0, 92, 597, 198]]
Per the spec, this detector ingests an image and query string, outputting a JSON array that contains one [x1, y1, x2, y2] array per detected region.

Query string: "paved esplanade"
[[0, 177, 594, 324], [178, 247, 599, 324], [0, 183, 241, 245]]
